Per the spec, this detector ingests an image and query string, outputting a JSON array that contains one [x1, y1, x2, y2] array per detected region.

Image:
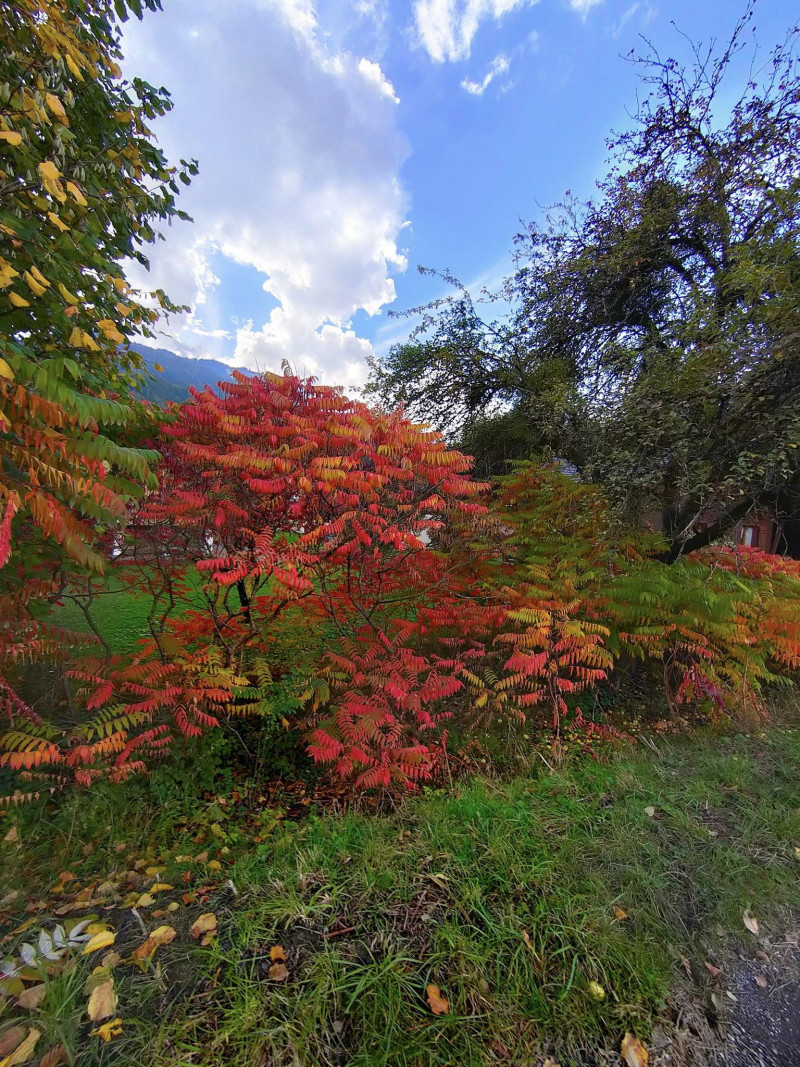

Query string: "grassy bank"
[[2, 726, 800, 1066]]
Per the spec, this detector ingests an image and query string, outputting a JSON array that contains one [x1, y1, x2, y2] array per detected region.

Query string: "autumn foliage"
[[2, 372, 800, 796]]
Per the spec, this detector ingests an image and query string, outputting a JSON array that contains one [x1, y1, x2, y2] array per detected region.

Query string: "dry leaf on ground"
[[621, 1032, 649, 1067], [190, 913, 218, 940], [755, 974, 769, 989], [91, 1018, 123, 1042], [38, 1045, 66, 1067], [587, 981, 605, 1001], [82, 931, 115, 955], [0, 1028, 40, 1067], [132, 925, 176, 959], [270, 945, 287, 961], [743, 911, 760, 935], [16, 985, 45, 1010], [614, 906, 628, 921], [704, 961, 722, 979], [87, 978, 117, 1022], [268, 962, 289, 982], [0, 1029, 26, 1059], [426, 984, 449, 1015]]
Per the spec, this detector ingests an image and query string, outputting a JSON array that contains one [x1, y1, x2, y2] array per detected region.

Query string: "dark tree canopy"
[[368, 6, 800, 561]]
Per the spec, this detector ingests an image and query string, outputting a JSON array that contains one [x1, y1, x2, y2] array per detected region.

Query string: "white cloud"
[[121, 0, 409, 387], [568, 0, 604, 14], [413, 0, 534, 62], [461, 52, 510, 95]]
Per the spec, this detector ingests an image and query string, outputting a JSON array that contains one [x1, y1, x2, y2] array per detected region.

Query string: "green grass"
[[3, 726, 800, 1066]]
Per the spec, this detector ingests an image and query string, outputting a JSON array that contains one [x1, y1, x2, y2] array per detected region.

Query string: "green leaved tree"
[[370, 6, 800, 561]]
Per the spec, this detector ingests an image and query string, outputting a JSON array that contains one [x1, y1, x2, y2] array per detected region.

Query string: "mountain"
[[130, 344, 252, 405]]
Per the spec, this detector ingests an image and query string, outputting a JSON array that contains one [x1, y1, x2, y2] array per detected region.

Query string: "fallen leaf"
[[100, 951, 121, 969], [135, 894, 156, 908], [679, 955, 692, 977], [543, 1060, 561, 1067], [91, 1018, 122, 1042], [149, 884, 173, 893], [16, 985, 45, 1010], [132, 925, 177, 959], [0, 1029, 39, 1066], [704, 961, 722, 979], [794, 846, 800, 860], [426, 984, 449, 1015], [743, 911, 760, 936], [0, 1029, 26, 1059], [82, 931, 115, 955], [208, 861, 222, 872], [167, 901, 180, 913], [268, 962, 289, 981], [755, 974, 769, 989], [190, 913, 218, 940], [614, 906, 628, 921], [644, 806, 656, 818], [270, 945, 287, 961], [521, 930, 533, 949], [145, 866, 165, 878], [3, 827, 19, 844], [621, 1032, 648, 1067], [38, 1045, 66, 1067], [587, 981, 605, 1001], [194, 852, 208, 863], [87, 978, 117, 1022]]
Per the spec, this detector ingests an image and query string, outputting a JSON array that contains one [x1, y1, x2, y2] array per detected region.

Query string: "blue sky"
[[121, 0, 792, 389]]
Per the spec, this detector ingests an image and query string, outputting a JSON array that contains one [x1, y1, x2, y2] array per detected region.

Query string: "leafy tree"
[[0, 0, 193, 758], [369, 7, 800, 560]]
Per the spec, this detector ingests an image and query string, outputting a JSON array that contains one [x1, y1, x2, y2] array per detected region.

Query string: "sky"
[[121, 0, 793, 390]]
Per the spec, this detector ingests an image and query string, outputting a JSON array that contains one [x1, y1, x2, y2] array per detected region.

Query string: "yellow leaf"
[[58, 283, 79, 305], [0, 359, 14, 381], [24, 272, 47, 297], [145, 866, 165, 877], [132, 924, 176, 959], [587, 981, 605, 1001], [426, 984, 449, 1015], [16, 984, 46, 1011], [45, 94, 67, 121], [135, 893, 156, 908], [614, 906, 628, 921], [47, 212, 69, 233], [150, 883, 173, 892], [621, 1033, 648, 1067], [190, 913, 218, 940], [37, 161, 66, 202], [65, 54, 84, 81], [8, 292, 30, 308], [82, 931, 115, 955], [166, 901, 180, 913], [154, 362, 164, 373], [270, 945, 287, 961], [91, 1018, 122, 1042], [208, 861, 222, 872], [87, 977, 116, 1022], [0, 1028, 40, 1067], [29, 266, 49, 288], [0, 131, 22, 146], [116, 302, 132, 317], [65, 181, 87, 207]]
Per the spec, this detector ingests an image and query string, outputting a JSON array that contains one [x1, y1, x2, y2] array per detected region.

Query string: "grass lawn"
[[2, 724, 800, 1066]]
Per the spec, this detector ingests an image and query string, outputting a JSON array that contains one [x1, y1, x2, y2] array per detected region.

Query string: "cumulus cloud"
[[121, 0, 409, 387], [413, 0, 534, 62], [461, 52, 511, 95]]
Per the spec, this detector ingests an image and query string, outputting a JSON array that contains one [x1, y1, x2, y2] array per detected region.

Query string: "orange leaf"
[[426, 984, 449, 1015]]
